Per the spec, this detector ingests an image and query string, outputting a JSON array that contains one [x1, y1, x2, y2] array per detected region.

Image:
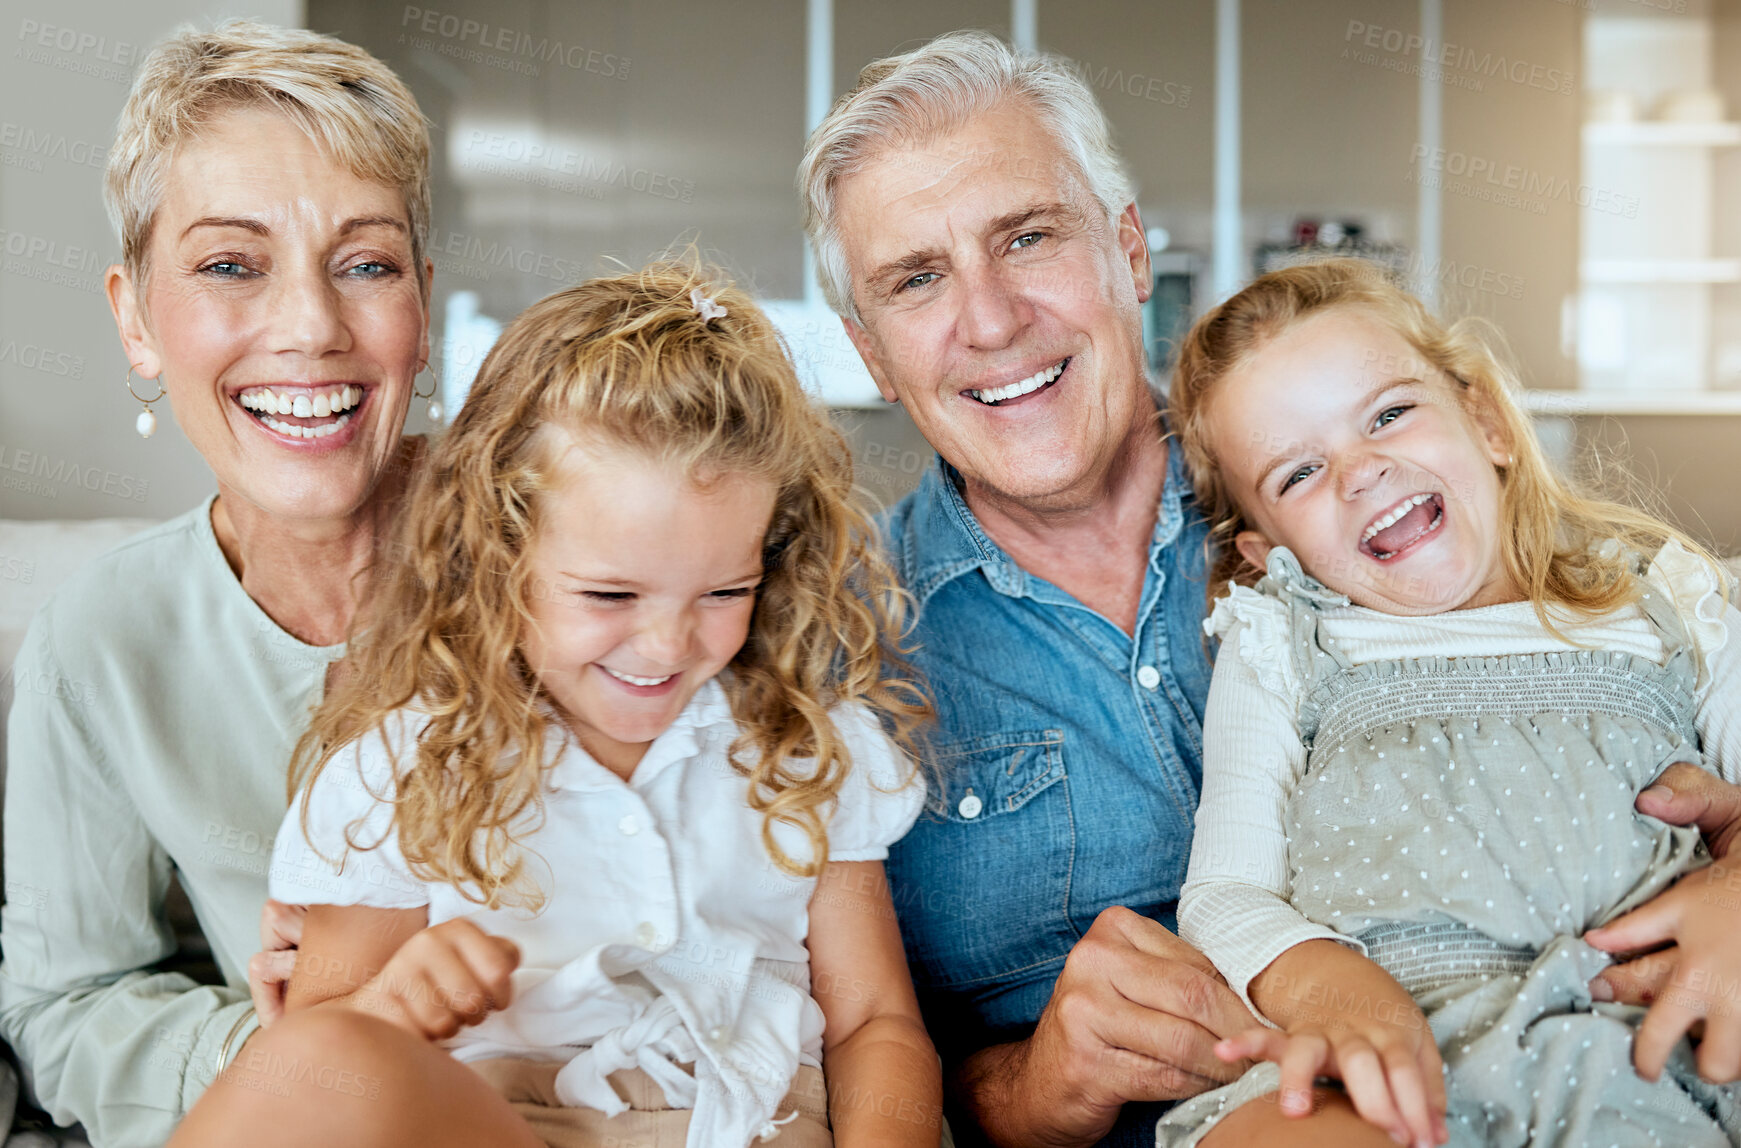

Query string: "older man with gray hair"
[[799, 31, 1253, 1148], [802, 28, 1741, 1148]]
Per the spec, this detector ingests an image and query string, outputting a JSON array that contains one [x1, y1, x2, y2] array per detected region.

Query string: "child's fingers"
[[1380, 1044, 1437, 1147], [1419, 1041, 1450, 1143], [1335, 1040, 1407, 1145], [1214, 1027, 1286, 1065], [385, 937, 491, 1031], [446, 927, 520, 1012], [1275, 1034, 1329, 1118]]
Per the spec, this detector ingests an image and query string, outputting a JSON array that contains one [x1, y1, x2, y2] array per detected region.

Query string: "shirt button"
[[706, 1025, 731, 1045], [957, 793, 984, 820], [618, 814, 639, 836], [1136, 665, 1161, 690], [634, 921, 658, 947]]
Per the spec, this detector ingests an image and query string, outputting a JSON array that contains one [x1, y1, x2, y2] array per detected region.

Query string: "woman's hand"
[[346, 918, 520, 1042], [1585, 857, 1741, 1083], [248, 899, 307, 1027]]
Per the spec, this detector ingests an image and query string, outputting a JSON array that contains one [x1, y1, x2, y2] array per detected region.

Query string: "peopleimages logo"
[[400, 7, 628, 79], [1343, 20, 1575, 96]]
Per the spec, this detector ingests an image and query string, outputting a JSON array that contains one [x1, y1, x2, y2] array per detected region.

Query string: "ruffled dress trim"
[[1646, 538, 1733, 692]]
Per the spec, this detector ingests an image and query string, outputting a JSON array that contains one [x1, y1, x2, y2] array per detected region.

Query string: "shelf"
[[1522, 390, 1741, 415], [1583, 121, 1741, 146], [1581, 259, 1741, 284]]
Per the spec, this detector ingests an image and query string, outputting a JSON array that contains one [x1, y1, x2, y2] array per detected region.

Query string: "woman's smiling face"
[[110, 104, 428, 523], [1207, 306, 1520, 616]]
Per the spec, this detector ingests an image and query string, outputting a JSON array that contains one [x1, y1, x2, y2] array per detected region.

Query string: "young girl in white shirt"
[[168, 264, 940, 1148], [1153, 259, 1741, 1148]]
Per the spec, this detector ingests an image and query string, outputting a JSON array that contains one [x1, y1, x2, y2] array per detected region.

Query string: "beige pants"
[[470, 1059, 832, 1148]]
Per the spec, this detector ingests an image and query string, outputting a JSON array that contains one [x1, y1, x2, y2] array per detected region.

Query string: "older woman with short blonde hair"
[[0, 22, 435, 1146]]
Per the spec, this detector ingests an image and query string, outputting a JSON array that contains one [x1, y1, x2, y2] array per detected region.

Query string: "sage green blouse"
[[1, 495, 343, 1146]]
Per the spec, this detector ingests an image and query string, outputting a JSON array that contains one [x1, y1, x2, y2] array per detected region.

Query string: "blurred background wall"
[[5, 0, 1741, 550]]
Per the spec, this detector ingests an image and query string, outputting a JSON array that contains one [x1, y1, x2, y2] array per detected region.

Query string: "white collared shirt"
[[270, 679, 922, 1147]]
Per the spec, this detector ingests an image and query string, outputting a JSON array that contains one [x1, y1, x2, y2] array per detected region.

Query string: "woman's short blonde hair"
[[104, 20, 431, 288]]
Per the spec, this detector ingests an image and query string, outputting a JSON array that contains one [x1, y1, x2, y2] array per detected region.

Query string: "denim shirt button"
[[957, 793, 984, 819], [1136, 665, 1162, 690]]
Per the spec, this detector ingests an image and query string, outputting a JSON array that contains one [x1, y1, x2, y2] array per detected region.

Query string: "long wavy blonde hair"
[[1170, 257, 1725, 631], [291, 262, 929, 907]]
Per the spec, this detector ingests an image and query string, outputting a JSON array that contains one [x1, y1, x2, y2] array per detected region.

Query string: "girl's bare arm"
[[807, 860, 943, 1147]]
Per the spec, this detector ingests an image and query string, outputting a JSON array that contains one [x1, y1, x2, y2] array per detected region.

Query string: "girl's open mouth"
[[597, 665, 680, 697], [1359, 492, 1445, 561]]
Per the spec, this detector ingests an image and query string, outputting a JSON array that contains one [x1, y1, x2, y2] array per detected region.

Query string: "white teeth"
[[1362, 493, 1435, 543], [971, 359, 1067, 405], [238, 386, 360, 418], [258, 412, 352, 440], [603, 667, 675, 687]]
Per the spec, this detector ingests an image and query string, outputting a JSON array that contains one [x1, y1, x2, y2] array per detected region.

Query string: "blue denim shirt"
[[880, 441, 1214, 1148]]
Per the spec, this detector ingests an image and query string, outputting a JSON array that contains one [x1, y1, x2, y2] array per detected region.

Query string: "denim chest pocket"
[[933, 729, 1065, 821], [886, 728, 1080, 991]]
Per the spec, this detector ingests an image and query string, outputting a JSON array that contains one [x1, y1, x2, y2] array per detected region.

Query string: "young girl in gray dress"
[[1158, 258, 1741, 1148]]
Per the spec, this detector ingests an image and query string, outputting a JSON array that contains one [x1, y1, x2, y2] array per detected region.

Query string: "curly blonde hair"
[[291, 262, 929, 907], [1170, 257, 1725, 632]]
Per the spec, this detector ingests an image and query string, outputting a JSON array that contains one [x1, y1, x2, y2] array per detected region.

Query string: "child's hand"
[[348, 918, 520, 1041], [1585, 857, 1741, 1083], [1216, 1006, 1448, 1148]]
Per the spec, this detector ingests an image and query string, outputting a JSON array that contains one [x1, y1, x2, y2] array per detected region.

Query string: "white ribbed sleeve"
[[1178, 616, 1365, 1019], [1180, 545, 1741, 1020]]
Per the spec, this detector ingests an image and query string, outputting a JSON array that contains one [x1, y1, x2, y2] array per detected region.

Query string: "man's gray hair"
[[798, 30, 1135, 321]]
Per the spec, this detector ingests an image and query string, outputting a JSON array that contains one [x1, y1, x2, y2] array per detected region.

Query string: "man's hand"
[[247, 899, 306, 1027], [1592, 764, 1741, 1011], [957, 907, 1255, 1148], [1585, 858, 1741, 1082]]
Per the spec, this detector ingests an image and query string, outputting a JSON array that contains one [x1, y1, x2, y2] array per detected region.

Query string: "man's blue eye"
[[1011, 232, 1043, 250], [902, 272, 938, 291]]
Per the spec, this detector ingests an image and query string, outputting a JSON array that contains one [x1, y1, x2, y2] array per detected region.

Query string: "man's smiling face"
[[834, 99, 1154, 511]]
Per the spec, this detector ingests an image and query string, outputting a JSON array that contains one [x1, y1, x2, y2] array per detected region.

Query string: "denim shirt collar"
[[901, 430, 1195, 610]]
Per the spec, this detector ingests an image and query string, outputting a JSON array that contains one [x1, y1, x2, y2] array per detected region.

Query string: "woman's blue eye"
[[1281, 464, 1316, 492], [348, 261, 397, 277], [202, 261, 249, 277], [1374, 404, 1411, 429]]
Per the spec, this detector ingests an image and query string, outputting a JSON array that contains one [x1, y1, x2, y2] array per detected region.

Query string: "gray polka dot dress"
[[1157, 550, 1741, 1148]]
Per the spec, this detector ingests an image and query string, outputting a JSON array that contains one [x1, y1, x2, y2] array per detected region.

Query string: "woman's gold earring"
[[413, 362, 442, 424], [126, 365, 165, 439]]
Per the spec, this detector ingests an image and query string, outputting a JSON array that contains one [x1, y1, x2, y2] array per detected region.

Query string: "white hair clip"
[[691, 289, 727, 324]]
